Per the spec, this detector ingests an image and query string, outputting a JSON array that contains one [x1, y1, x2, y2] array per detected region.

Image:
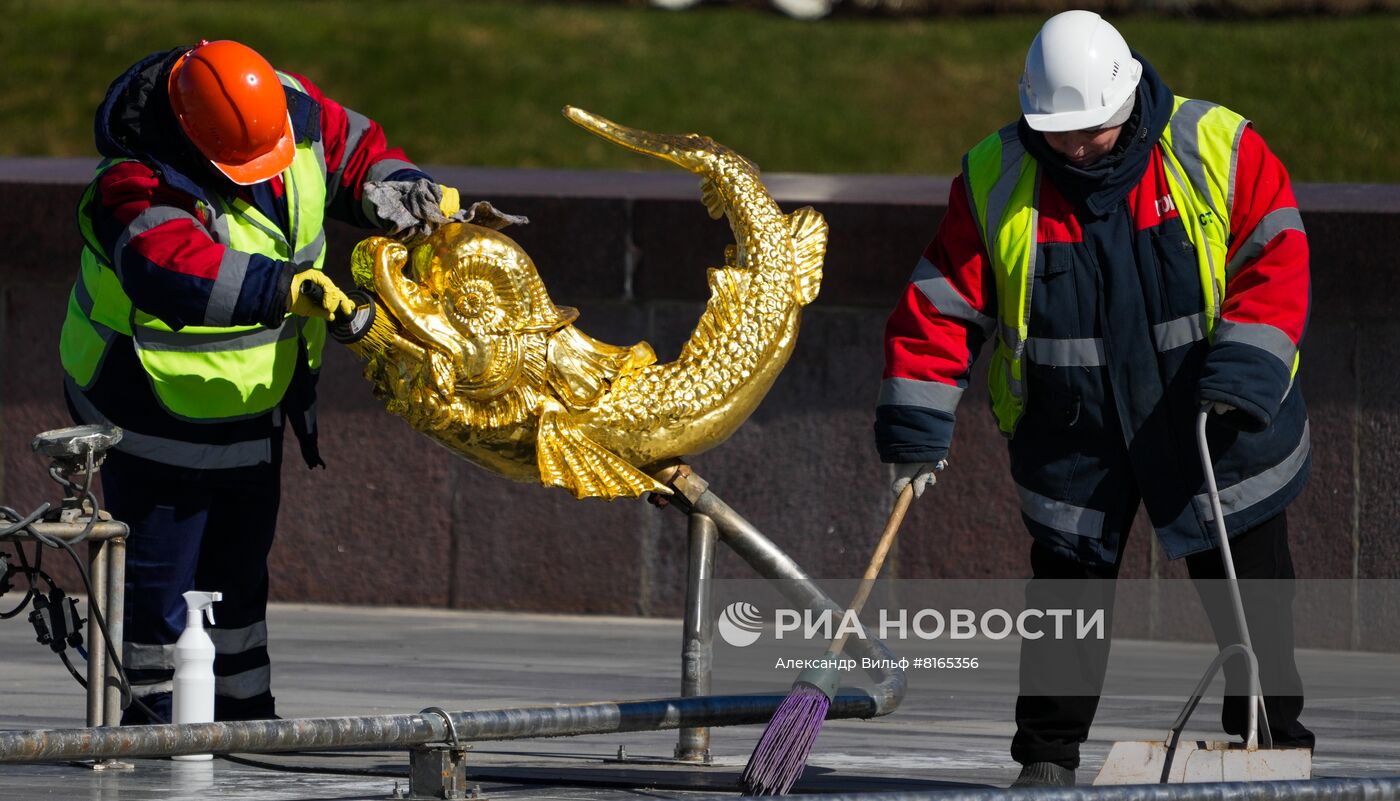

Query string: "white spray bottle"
[[172, 590, 222, 762]]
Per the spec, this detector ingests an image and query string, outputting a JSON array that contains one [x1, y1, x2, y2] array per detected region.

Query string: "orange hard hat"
[[168, 40, 294, 185]]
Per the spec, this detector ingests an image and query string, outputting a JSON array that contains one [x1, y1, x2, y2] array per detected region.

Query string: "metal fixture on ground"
[[2, 425, 129, 732]]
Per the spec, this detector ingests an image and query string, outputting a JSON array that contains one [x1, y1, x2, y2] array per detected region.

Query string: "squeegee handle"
[[828, 484, 914, 656], [1196, 407, 1269, 749]]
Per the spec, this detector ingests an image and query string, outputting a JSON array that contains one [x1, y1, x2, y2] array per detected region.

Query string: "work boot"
[[1011, 762, 1075, 787]]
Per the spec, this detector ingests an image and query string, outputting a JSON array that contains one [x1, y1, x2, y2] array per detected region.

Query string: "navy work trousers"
[[100, 447, 282, 724], [1011, 511, 1315, 770]]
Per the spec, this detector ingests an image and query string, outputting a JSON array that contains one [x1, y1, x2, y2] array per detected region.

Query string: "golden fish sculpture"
[[341, 107, 826, 499]]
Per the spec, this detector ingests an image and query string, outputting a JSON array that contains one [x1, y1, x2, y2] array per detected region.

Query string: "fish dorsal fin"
[[789, 206, 827, 306], [684, 266, 751, 360], [536, 402, 669, 500], [700, 178, 725, 221], [708, 265, 751, 305]]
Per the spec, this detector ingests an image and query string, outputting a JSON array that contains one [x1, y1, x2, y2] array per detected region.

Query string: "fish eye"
[[453, 279, 497, 321]]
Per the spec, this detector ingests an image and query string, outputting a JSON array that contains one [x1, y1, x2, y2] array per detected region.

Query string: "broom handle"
[[828, 483, 914, 656]]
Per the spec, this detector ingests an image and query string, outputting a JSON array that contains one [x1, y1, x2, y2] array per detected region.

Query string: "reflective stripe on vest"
[[60, 72, 329, 421], [961, 97, 1286, 437], [65, 375, 274, 468]]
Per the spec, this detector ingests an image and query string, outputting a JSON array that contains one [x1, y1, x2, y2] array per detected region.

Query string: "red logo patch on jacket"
[[1130, 148, 1181, 231]]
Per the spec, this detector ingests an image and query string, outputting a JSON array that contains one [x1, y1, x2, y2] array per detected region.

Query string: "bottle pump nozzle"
[[182, 590, 222, 628]]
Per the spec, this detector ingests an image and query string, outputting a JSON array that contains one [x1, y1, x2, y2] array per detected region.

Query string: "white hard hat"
[[1019, 11, 1142, 133]]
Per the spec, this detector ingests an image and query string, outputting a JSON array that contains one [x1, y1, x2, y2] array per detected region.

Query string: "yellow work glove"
[[290, 270, 354, 321], [438, 184, 461, 218]]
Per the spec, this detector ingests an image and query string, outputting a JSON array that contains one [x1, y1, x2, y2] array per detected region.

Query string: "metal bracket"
[[410, 708, 476, 800], [420, 706, 463, 749], [647, 461, 709, 512], [408, 746, 475, 801]]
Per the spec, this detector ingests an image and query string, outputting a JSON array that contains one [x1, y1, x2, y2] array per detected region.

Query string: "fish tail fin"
[[789, 207, 827, 306], [536, 404, 669, 500]]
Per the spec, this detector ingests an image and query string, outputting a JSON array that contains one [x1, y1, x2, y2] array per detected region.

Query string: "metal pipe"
[[0, 691, 882, 763], [680, 777, 1400, 801], [23, 521, 129, 541], [85, 539, 108, 728], [678, 473, 907, 715], [675, 512, 718, 762], [0, 712, 443, 763], [104, 534, 126, 727]]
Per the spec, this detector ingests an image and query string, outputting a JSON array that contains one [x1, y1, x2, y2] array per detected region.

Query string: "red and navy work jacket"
[[64, 48, 433, 472], [876, 84, 1310, 566]]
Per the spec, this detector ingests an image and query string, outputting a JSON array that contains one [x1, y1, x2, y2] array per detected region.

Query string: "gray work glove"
[[363, 179, 528, 239], [889, 460, 947, 499], [458, 200, 529, 231], [362, 178, 448, 239]]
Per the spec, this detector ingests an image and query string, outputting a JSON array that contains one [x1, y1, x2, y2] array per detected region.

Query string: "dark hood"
[[1020, 53, 1174, 218], [94, 47, 223, 198]]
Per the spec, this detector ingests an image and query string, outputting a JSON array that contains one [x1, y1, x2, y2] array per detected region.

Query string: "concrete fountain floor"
[[0, 603, 1397, 800]]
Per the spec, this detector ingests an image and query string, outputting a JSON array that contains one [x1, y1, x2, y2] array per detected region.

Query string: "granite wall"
[[2, 158, 1396, 648]]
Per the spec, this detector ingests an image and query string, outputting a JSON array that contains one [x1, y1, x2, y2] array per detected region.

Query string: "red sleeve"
[[875, 175, 996, 463], [883, 175, 996, 388], [1221, 125, 1309, 345], [287, 72, 426, 214], [91, 162, 291, 329], [1196, 125, 1309, 429]]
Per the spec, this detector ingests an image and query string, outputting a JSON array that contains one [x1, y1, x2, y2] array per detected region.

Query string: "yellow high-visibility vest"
[[963, 96, 1296, 436], [61, 73, 328, 421]]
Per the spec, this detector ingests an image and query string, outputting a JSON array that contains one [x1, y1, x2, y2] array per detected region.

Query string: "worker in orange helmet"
[[60, 40, 471, 724]]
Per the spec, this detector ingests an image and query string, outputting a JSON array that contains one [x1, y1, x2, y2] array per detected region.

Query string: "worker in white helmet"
[[875, 10, 1314, 786]]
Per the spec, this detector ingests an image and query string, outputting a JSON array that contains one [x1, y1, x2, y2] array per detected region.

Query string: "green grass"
[[4, 0, 1398, 181]]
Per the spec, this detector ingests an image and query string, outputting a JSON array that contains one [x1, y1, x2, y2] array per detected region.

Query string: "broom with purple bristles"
[[740, 483, 916, 795]]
